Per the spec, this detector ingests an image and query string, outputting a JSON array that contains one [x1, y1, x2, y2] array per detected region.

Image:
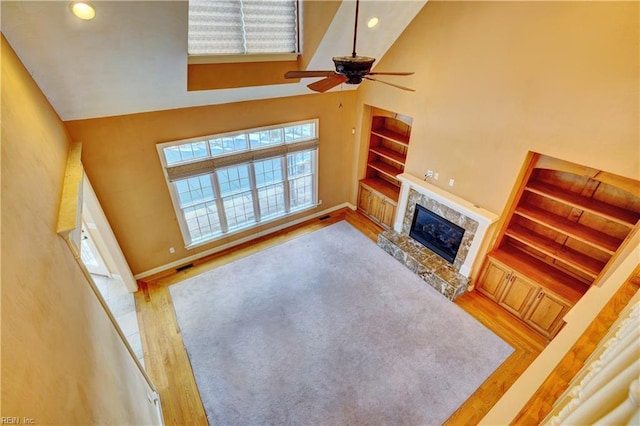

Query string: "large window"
[[158, 120, 318, 247], [188, 0, 299, 56]]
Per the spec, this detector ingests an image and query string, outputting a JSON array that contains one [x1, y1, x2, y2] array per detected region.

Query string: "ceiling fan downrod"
[[352, 0, 360, 58]]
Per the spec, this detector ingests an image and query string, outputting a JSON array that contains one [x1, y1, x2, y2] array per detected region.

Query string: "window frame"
[[157, 119, 319, 248]]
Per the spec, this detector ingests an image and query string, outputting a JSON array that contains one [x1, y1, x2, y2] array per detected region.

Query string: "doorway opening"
[[80, 183, 145, 368]]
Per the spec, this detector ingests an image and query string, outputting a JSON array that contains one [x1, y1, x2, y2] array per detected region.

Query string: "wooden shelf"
[[515, 204, 622, 255], [369, 146, 406, 165], [490, 246, 589, 305], [505, 224, 606, 279], [367, 161, 402, 182], [525, 180, 640, 228], [360, 178, 400, 201], [370, 128, 410, 146]]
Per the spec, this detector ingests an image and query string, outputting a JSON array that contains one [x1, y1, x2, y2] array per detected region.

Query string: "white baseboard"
[[135, 202, 356, 280]]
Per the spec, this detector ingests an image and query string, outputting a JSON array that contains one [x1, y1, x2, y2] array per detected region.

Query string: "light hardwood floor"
[[135, 208, 547, 425]]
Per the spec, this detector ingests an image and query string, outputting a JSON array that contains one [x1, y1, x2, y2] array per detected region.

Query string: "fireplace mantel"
[[394, 173, 498, 277]]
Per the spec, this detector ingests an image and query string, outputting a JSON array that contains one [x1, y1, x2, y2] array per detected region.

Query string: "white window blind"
[[188, 0, 299, 55]]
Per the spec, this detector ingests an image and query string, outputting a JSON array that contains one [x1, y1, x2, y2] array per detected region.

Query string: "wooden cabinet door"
[[498, 273, 539, 318], [368, 191, 384, 222], [379, 199, 396, 229], [358, 185, 372, 213], [477, 259, 510, 302], [524, 291, 569, 338], [358, 183, 396, 229]]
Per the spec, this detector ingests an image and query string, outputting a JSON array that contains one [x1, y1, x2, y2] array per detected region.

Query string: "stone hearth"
[[377, 173, 498, 300], [378, 231, 469, 300]]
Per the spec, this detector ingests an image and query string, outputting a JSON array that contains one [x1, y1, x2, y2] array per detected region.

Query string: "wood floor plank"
[[136, 208, 546, 425]]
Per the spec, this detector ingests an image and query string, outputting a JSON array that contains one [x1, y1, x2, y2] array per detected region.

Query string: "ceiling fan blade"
[[368, 71, 414, 76], [307, 75, 349, 93], [364, 77, 416, 92], [284, 70, 337, 79]]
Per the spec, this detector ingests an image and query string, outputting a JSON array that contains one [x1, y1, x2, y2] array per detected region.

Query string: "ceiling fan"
[[284, 0, 415, 93]]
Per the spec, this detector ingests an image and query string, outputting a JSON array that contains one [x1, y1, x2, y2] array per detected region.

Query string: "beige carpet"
[[170, 221, 513, 425]]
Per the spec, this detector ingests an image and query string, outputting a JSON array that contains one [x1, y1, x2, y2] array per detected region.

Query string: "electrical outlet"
[[434, 172, 439, 180], [425, 170, 434, 178], [449, 178, 455, 187], [169, 247, 175, 254]]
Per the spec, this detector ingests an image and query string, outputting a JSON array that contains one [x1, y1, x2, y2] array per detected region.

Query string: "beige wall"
[[356, 1, 639, 214], [65, 92, 357, 275], [1, 35, 158, 424]]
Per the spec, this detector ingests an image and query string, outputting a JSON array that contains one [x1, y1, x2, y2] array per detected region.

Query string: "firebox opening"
[[409, 204, 465, 264]]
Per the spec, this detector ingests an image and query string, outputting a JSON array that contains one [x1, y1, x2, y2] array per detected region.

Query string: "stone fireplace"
[[377, 173, 498, 300]]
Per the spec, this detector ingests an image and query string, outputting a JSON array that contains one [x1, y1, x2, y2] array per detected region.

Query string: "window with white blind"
[[157, 120, 318, 247], [188, 0, 299, 57]]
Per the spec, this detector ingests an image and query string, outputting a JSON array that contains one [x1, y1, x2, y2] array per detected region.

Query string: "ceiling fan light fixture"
[[70, 1, 96, 20], [283, 0, 414, 93]]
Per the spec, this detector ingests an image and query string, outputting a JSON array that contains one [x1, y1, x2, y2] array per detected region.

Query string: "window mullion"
[[282, 156, 291, 213], [248, 162, 261, 222], [211, 172, 228, 233]]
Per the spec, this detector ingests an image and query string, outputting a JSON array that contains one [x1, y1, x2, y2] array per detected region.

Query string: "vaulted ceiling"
[[1, 1, 426, 121]]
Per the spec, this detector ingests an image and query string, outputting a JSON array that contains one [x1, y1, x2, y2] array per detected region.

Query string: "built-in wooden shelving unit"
[[358, 108, 412, 228], [357, 108, 413, 229], [477, 153, 640, 339], [365, 113, 411, 195]]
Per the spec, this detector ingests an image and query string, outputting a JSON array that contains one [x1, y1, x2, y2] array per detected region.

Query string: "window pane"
[[258, 183, 285, 218], [183, 200, 222, 242], [209, 136, 248, 156], [249, 129, 284, 149], [233, 135, 248, 151], [209, 138, 224, 156], [289, 176, 313, 210], [223, 192, 255, 230], [254, 158, 283, 187], [288, 151, 313, 177], [164, 141, 208, 165], [270, 129, 283, 145], [284, 123, 316, 143], [164, 146, 183, 164], [176, 180, 189, 193], [175, 175, 214, 208], [217, 165, 250, 196]]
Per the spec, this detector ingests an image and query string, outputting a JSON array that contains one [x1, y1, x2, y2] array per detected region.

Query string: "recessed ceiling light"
[[70, 1, 96, 20], [367, 17, 379, 29]]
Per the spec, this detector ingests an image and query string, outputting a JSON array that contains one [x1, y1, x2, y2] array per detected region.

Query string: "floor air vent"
[[176, 263, 194, 272]]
